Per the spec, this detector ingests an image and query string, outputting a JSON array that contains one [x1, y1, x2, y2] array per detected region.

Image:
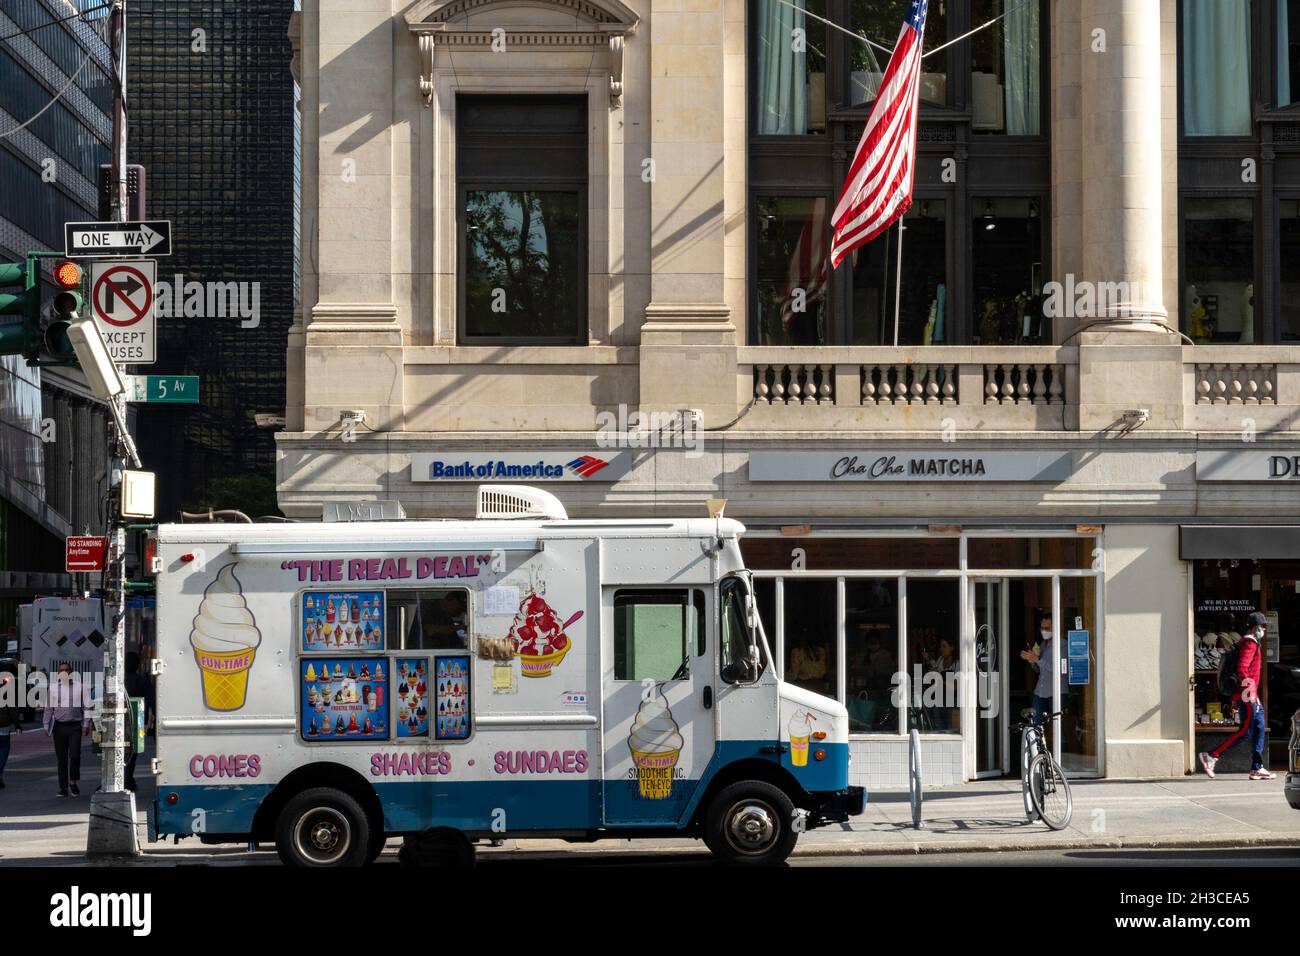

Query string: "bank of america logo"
[[567, 455, 610, 478]]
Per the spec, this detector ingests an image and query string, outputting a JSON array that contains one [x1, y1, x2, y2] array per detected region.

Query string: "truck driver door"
[[600, 587, 716, 825]]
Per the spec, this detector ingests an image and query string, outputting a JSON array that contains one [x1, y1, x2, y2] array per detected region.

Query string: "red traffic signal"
[[53, 261, 82, 288]]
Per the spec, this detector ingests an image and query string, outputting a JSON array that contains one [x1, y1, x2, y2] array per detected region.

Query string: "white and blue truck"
[[148, 486, 863, 865]]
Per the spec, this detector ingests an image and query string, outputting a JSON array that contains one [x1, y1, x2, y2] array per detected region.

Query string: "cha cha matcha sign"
[[411, 451, 633, 483], [749, 451, 1073, 483]]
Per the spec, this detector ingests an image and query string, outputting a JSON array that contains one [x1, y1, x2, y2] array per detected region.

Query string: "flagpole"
[[892, 218, 904, 347]]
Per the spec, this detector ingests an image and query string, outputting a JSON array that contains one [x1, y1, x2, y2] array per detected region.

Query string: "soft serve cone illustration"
[[628, 684, 684, 800], [190, 563, 262, 711]]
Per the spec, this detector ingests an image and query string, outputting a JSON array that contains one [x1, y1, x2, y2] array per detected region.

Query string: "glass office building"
[[129, 0, 295, 520], [0, 0, 114, 621]]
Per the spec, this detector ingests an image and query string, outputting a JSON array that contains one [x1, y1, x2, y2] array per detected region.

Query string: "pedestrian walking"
[[1200, 611, 1274, 780], [43, 663, 91, 797], [0, 665, 22, 790]]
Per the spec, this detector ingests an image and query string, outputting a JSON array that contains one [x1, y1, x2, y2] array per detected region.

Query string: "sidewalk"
[[1, 729, 1297, 864]]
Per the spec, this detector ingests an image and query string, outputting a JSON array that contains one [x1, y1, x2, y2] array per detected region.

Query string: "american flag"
[[829, 0, 928, 268], [779, 199, 829, 325]]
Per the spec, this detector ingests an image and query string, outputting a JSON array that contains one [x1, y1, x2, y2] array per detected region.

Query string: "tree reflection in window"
[[465, 190, 581, 340]]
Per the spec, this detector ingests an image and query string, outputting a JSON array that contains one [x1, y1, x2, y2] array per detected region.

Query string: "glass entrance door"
[[972, 579, 1008, 777]]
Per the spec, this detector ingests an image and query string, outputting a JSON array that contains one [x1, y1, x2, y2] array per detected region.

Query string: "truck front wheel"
[[275, 787, 371, 867], [704, 781, 798, 866]]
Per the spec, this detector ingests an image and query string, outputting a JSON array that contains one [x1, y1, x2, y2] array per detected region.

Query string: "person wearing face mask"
[[42, 663, 91, 797], [1200, 611, 1273, 780], [1019, 613, 1056, 726]]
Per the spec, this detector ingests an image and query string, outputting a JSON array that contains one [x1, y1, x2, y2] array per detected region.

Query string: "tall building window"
[[754, 196, 831, 345], [748, 1, 1048, 346], [1280, 0, 1300, 107], [1182, 198, 1256, 344], [850, 201, 948, 346], [754, 0, 828, 135], [457, 96, 586, 343], [1279, 201, 1300, 340], [1182, 0, 1253, 136], [848, 0, 949, 108], [971, 197, 1044, 345], [970, 0, 1041, 135]]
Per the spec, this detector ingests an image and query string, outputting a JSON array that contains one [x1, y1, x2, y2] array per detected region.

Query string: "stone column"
[[1077, 0, 1167, 328], [638, 0, 737, 425], [1067, 0, 1184, 430]]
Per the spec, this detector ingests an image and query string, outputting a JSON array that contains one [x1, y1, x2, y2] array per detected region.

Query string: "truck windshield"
[[720, 575, 769, 684]]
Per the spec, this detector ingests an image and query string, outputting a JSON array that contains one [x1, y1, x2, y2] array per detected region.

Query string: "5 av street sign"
[[65, 220, 172, 258], [124, 374, 200, 404]]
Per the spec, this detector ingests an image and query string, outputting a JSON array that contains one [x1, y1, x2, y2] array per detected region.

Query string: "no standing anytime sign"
[[90, 259, 157, 364]]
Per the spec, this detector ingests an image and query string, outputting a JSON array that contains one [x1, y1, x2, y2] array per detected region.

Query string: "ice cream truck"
[[148, 486, 864, 866]]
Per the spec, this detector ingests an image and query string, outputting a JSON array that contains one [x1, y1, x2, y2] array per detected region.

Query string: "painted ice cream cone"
[[788, 710, 814, 767], [189, 563, 262, 711], [627, 685, 683, 800]]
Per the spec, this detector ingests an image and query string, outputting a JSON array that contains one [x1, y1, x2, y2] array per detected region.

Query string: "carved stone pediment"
[[405, 0, 639, 107]]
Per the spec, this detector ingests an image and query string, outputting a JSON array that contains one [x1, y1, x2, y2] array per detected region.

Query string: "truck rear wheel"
[[275, 788, 370, 867], [704, 781, 798, 866]]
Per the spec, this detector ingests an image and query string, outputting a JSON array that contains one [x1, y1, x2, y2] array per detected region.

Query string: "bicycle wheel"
[[1019, 730, 1039, 822], [1028, 753, 1073, 830]]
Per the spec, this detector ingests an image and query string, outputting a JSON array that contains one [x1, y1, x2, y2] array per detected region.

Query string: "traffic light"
[[0, 256, 39, 357], [42, 260, 84, 364], [0, 254, 83, 364]]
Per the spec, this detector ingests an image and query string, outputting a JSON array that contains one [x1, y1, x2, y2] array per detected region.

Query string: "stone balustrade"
[[1194, 363, 1277, 405]]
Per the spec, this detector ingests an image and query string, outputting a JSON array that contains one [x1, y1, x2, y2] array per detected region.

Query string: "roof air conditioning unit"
[[476, 485, 569, 521]]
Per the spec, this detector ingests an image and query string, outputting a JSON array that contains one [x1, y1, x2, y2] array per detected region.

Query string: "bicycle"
[[1015, 710, 1073, 830]]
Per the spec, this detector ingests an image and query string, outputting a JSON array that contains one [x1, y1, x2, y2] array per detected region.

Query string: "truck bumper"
[[807, 786, 866, 828], [1286, 774, 1300, 811]]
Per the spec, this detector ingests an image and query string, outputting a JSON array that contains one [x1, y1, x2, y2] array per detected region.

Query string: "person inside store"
[[787, 624, 831, 696], [43, 662, 91, 798], [408, 590, 469, 649], [848, 630, 896, 731], [1200, 611, 1273, 780], [1019, 612, 1056, 726]]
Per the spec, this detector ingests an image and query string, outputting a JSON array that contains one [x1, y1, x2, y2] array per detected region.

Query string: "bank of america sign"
[[411, 452, 633, 483]]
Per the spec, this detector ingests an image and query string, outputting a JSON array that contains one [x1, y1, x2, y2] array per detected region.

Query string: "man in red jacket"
[[1200, 612, 1274, 780]]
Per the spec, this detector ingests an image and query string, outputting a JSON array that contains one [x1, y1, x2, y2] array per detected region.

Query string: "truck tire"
[[398, 827, 476, 867], [275, 788, 370, 867], [704, 781, 798, 866], [365, 834, 387, 866]]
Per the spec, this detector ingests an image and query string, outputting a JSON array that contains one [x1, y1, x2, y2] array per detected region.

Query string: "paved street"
[[2, 722, 1297, 867]]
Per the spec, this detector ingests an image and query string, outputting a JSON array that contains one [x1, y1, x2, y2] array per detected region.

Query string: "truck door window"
[[388, 590, 471, 650], [720, 576, 768, 684], [613, 589, 704, 681]]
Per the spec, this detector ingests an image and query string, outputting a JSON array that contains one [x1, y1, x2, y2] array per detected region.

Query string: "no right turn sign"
[[91, 259, 157, 364]]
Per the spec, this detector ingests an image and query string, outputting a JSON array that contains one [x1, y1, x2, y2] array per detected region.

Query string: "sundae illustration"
[[508, 593, 582, 678], [627, 684, 684, 800], [789, 710, 816, 768], [190, 563, 263, 711]]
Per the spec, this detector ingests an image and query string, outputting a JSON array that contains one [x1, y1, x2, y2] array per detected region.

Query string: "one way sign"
[[65, 220, 172, 258]]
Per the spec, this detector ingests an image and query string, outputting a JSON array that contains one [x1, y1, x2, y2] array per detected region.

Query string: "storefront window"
[[1182, 0, 1252, 136], [743, 537, 959, 571], [754, 196, 831, 345], [1282, 201, 1300, 341], [971, 198, 1044, 344], [783, 579, 838, 698], [846, 579, 900, 733], [1278, 0, 1300, 107], [848, 0, 948, 108], [967, 537, 1097, 570], [850, 200, 948, 345], [905, 580, 961, 734], [1183, 198, 1256, 343], [970, 0, 1042, 135], [754, 0, 827, 135]]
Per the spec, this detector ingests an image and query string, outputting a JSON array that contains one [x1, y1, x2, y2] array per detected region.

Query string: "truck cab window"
[[389, 590, 471, 650], [613, 589, 704, 681], [720, 576, 768, 684]]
